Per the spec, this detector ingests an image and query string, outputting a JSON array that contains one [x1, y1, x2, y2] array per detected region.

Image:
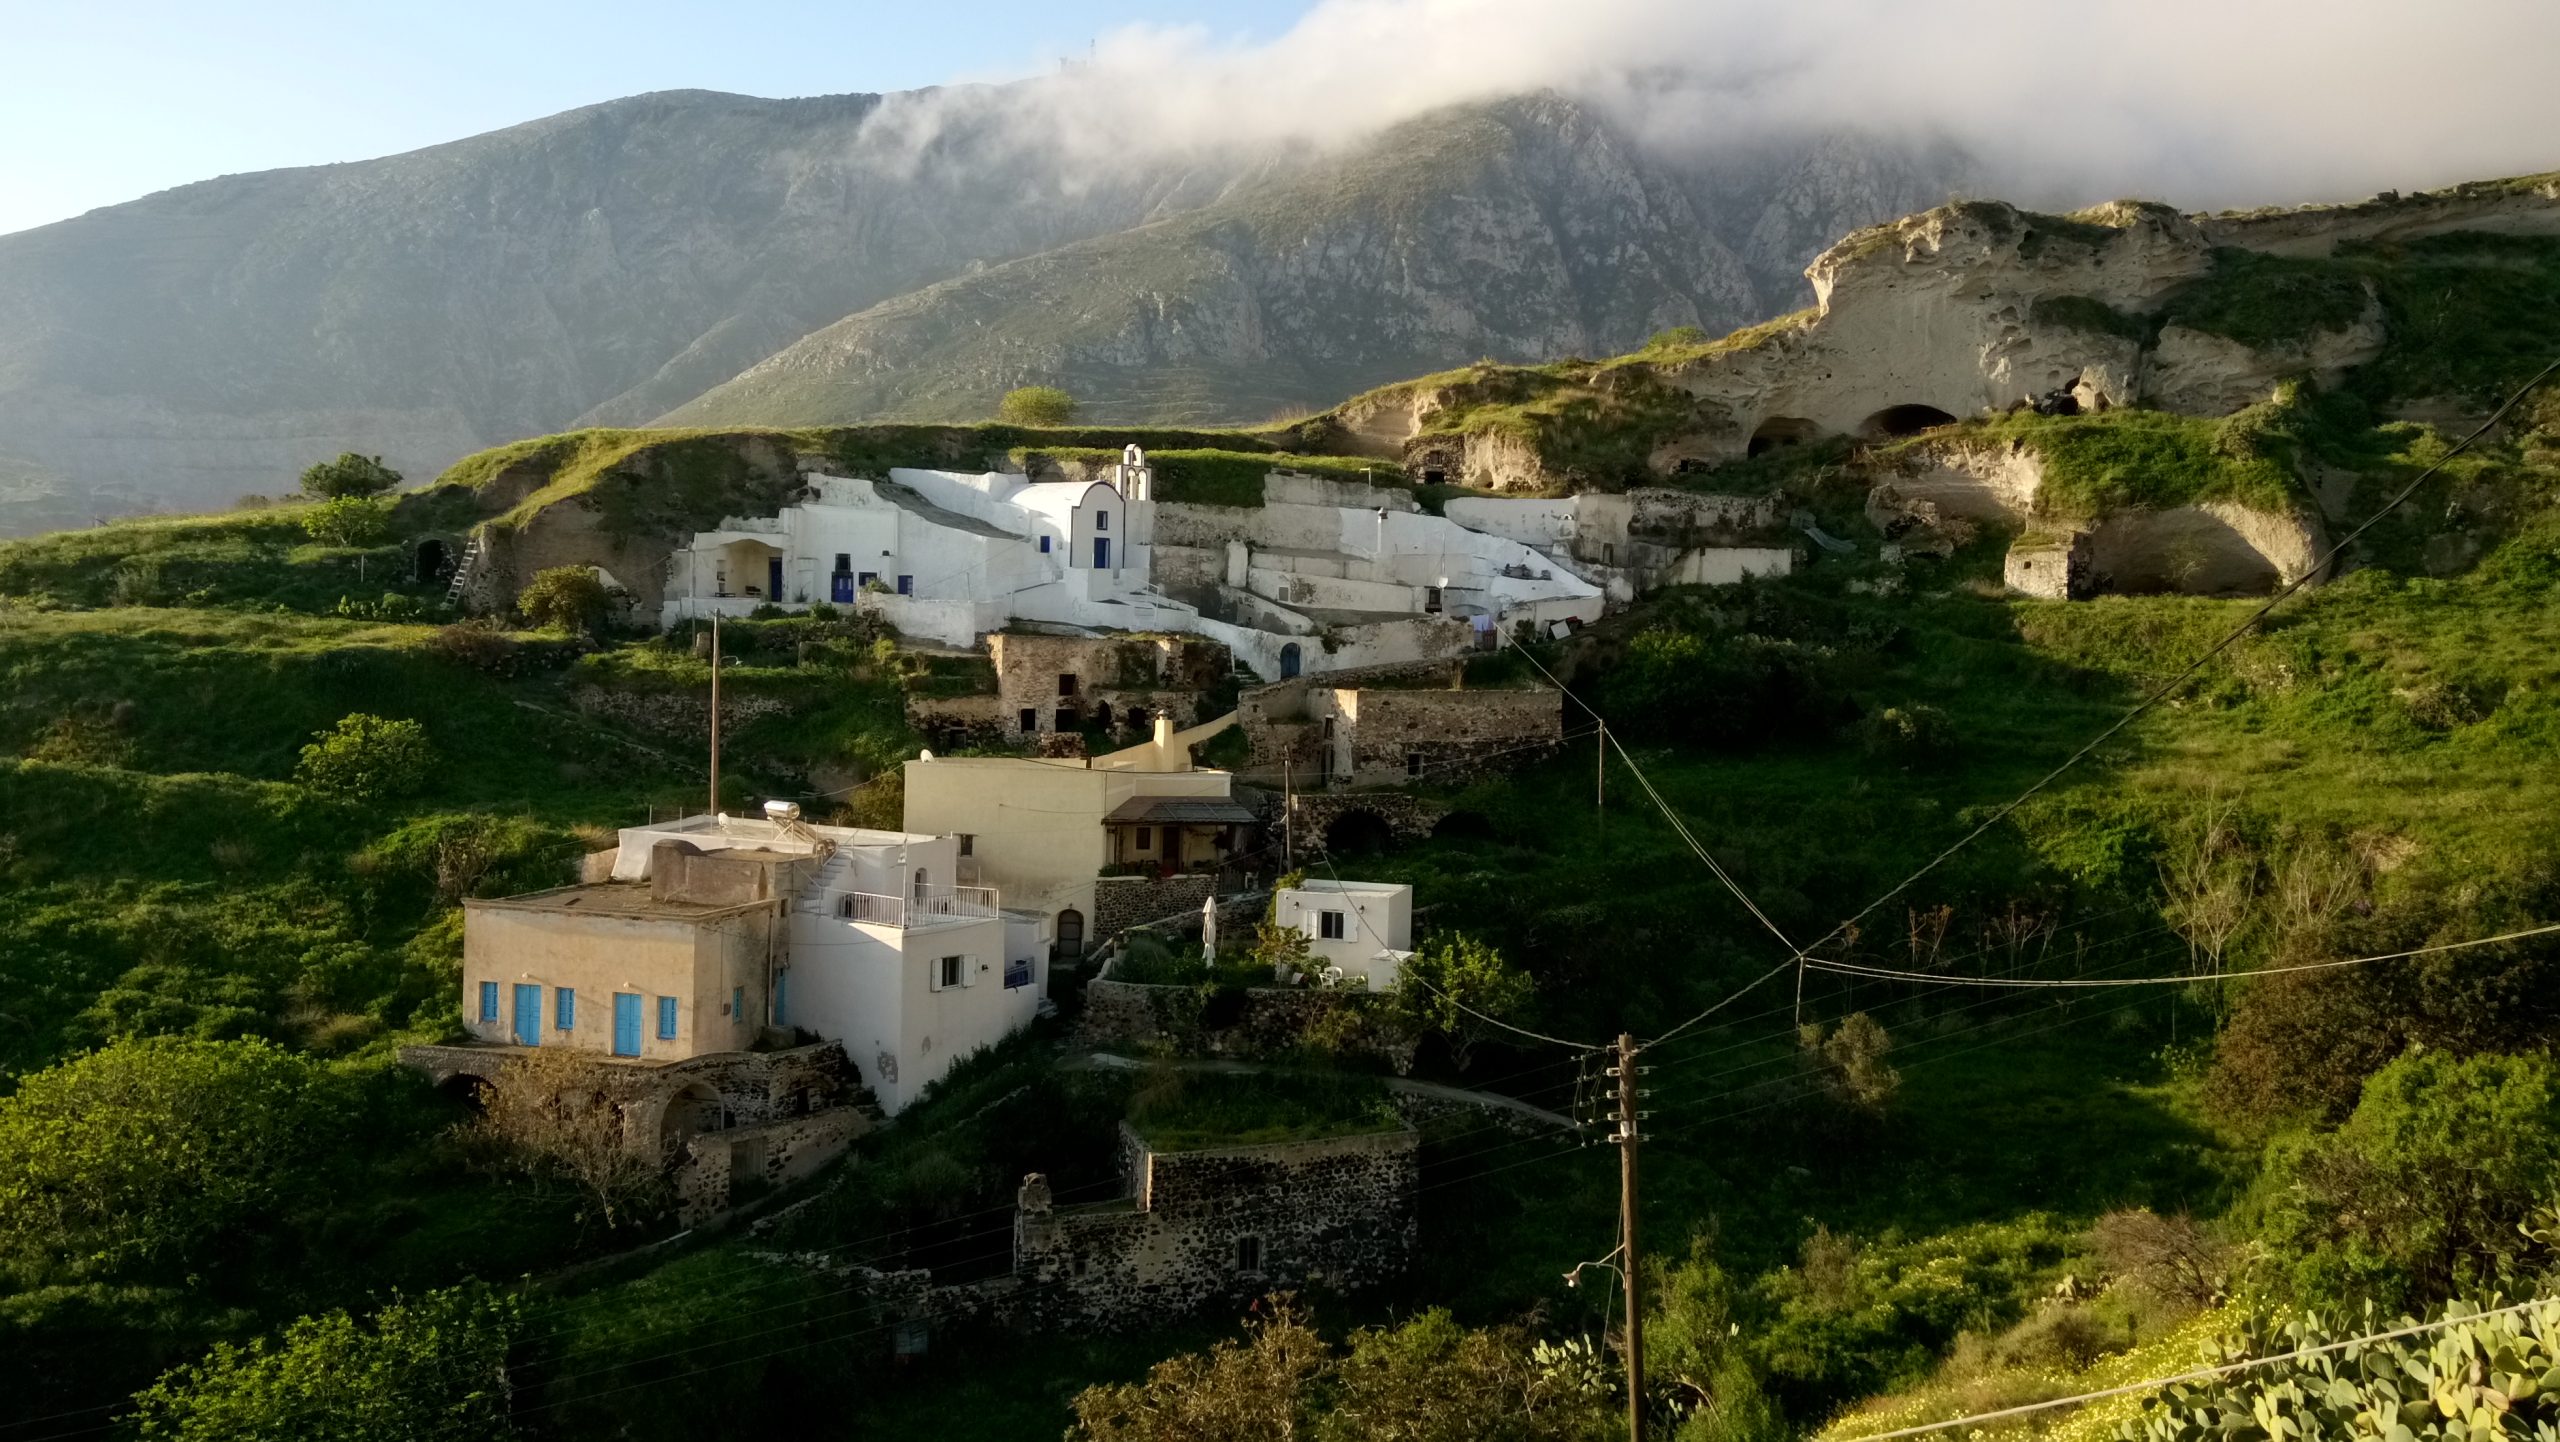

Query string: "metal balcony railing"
[[833, 886, 999, 928]]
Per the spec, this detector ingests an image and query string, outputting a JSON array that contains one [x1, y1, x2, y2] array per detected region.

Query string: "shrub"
[[515, 565, 614, 635], [294, 714, 433, 802], [0, 1037, 343, 1280], [1799, 1012, 1900, 1115], [296, 453, 403, 500], [2092, 1208, 2227, 1306], [1858, 704, 1954, 763], [2254, 1049, 2560, 1311], [299, 496, 391, 548], [997, 385, 1077, 427], [129, 1283, 520, 1441], [1393, 933, 1534, 1069]]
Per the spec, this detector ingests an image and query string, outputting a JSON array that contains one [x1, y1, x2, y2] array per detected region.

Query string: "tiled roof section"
[[1101, 795, 1260, 826]]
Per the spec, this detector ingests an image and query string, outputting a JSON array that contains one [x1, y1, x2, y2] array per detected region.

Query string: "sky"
[[0, 1, 1310, 237], [6, 0, 2559, 239]]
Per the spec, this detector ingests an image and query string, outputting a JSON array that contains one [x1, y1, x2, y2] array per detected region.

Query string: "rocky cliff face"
[[0, 84, 1959, 533]]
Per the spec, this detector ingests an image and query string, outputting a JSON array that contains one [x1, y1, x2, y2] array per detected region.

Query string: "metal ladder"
[[442, 532, 485, 610]]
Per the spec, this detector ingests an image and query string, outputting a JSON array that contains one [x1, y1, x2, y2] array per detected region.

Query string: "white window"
[[1318, 910, 1346, 941], [934, 955, 968, 990]]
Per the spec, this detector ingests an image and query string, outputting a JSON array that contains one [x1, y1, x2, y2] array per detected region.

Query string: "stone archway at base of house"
[[660, 1082, 726, 1156], [1860, 404, 1961, 440], [1285, 792, 1447, 855], [435, 1072, 491, 1113], [1747, 417, 1822, 458]]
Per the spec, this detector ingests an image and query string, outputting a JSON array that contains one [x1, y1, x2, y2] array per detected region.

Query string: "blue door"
[[1093, 536, 1111, 569], [831, 572, 854, 602], [612, 993, 642, 1057], [511, 984, 541, 1047], [767, 556, 784, 599]]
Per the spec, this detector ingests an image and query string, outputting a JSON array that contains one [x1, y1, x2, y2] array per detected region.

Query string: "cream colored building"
[[460, 812, 1048, 1114], [904, 716, 1257, 959], [1273, 878, 1414, 989]]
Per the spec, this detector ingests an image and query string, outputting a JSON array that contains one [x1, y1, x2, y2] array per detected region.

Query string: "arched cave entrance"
[[414, 538, 450, 583], [1747, 417, 1822, 458], [1324, 809, 1394, 857], [1861, 404, 1961, 440], [435, 1072, 491, 1114]]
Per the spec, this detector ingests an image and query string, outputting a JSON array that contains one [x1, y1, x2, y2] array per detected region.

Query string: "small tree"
[[130, 1284, 520, 1441], [1393, 933, 1534, 1070], [998, 385, 1078, 427], [1800, 1013, 1899, 1116], [462, 1048, 666, 1230], [295, 714, 433, 802], [298, 452, 403, 500], [0, 1037, 339, 1280], [300, 496, 392, 548], [1072, 1297, 1324, 1441], [516, 566, 614, 635]]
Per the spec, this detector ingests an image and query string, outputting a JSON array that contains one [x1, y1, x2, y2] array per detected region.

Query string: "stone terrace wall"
[[1332, 685, 1564, 788], [1093, 872, 1217, 941], [1012, 1124, 1419, 1327]]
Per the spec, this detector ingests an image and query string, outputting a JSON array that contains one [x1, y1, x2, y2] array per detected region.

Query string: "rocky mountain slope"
[[0, 84, 1959, 533]]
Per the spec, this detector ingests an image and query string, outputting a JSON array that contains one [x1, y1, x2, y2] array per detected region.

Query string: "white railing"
[[832, 886, 999, 928]]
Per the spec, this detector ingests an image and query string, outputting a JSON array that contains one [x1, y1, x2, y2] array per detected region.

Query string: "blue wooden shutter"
[[555, 987, 575, 1031], [478, 981, 498, 1021], [611, 993, 641, 1056], [657, 995, 677, 1040], [732, 985, 745, 1024]]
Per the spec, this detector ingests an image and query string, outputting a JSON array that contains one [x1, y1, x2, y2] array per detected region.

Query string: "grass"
[[1958, 408, 2302, 519], [1128, 1071, 1404, 1151]]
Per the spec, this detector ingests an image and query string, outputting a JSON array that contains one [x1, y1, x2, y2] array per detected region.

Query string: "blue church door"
[[612, 993, 642, 1057], [1093, 537, 1111, 569], [511, 984, 541, 1047]]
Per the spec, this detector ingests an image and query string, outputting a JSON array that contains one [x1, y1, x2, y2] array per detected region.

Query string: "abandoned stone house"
[[1238, 664, 1566, 790], [1010, 1120, 1419, 1327], [986, 629, 1229, 740]]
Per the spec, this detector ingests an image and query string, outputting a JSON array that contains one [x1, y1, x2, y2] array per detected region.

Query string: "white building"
[[660, 450, 1607, 681], [665, 447, 1171, 646], [601, 812, 1047, 1114], [1273, 878, 1414, 989]]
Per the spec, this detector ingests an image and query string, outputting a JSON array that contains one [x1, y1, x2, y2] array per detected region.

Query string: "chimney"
[[1153, 714, 1175, 751]]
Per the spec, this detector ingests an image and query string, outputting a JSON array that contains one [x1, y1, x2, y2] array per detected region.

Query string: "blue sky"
[[0, 1, 1312, 237]]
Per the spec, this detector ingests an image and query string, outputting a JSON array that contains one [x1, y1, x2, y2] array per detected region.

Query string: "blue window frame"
[[1095, 511, 1109, 531], [656, 995, 677, 1040], [478, 981, 499, 1022], [775, 969, 790, 1026], [732, 985, 746, 1024], [1039, 535, 1051, 553], [896, 574, 912, 595], [858, 571, 877, 587], [554, 987, 576, 1031]]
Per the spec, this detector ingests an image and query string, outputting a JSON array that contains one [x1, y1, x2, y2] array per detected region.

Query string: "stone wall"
[[571, 684, 793, 742], [1010, 1123, 1419, 1327], [988, 631, 1226, 740], [677, 1107, 868, 1222], [1284, 791, 1450, 851], [1092, 872, 1218, 941], [1080, 979, 1415, 1071], [1324, 685, 1564, 789], [904, 692, 1008, 750]]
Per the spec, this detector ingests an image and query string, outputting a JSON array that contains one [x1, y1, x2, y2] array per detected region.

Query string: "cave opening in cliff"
[[1747, 416, 1822, 457], [1861, 404, 1960, 439], [414, 538, 449, 582]]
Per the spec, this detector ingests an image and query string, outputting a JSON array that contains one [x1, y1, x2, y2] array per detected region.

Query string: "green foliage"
[[297, 453, 404, 501], [1648, 1240, 1785, 1442], [1393, 932, 1534, 1068], [1801, 1013, 1902, 1116], [997, 385, 1079, 427], [1597, 622, 1854, 750], [2162, 248, 2373, 349], [1128, 1071, 1401, 1151], [2253, 1049, 2560, 1311], [1859, 704, 1955, 765], [1965, 408, 2301, 518], [131, 1283, 520, 1442], [293, 713, 433, 801], [0, 1037, 343, 1280], [515, 565, 614, 635], [298, 496, 393, 548], [2031, 295, 2150, 343], [2115, 1299, 2560, 1442]]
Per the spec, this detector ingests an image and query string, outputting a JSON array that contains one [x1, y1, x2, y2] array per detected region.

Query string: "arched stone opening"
[[1861, 404, 1960, 440], [1055, 908, 1086, 960], [435, 1072, 491, 1113], [414, 538, 450, 583], [662, 1082, 725, 1148], [1747, 417, 1822, 458], [1324, 809, 1393, 857], [1093, 700, 1114, 730]]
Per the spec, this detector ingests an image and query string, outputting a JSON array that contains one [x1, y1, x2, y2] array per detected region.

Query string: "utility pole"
[[1282, 756, 1295, 869], [708, 614, 722, 816], [1613, 1031, 1646, 1442], [1596, 720, 1607, 844]]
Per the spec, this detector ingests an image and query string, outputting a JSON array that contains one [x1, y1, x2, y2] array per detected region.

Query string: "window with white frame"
[[1318, 910, 1346, 941], [934, 955, 968, 990]]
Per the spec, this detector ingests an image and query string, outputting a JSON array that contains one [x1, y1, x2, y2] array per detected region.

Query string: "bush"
[[294, 714, 433, 802], [997, 385, 1077, 427], [516, 565, 614, 635], [1393, 933, 1534, 1069], [129, 1283, 520, 1441], [1858, 704, 1954, 764], [299, 497, 391, 548], [297, 453, 403, 501], [0, 1037, 344, 1281], [2253, 1048, 2560, 1311]]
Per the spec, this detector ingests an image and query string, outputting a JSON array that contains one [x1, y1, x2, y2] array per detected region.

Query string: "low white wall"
[[1248, 566, 1422, 614], [1667, 547, 1795, 586], [858, 594, 999, 648]]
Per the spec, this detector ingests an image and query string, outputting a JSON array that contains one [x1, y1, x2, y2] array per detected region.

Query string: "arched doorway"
[[1279, 643, 1302, 680], [661, 1082, 725, 1151], [911, 868, 928, 903], [1094, 700, 1114, 730], [1747, 417, 1821, 458], [1126, 705, 1151, 733], [1324, 809, 1393, 857], [1055, 908, 1086, 960], [1860, 404, 1960, 439], [414, 538, 450, 583]]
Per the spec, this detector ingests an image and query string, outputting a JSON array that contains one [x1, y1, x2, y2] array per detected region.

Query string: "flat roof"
[[1103, 795, 1260, 826], [466, 882, 777, 922], [1286, 878, 1408, 896]]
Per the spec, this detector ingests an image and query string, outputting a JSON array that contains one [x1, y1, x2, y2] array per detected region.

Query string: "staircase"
[[442, 532, 487, 610], [794, 849, 855, 917]]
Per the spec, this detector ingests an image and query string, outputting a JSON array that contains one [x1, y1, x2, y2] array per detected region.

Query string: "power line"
[[1804, 921, 2560, 989]]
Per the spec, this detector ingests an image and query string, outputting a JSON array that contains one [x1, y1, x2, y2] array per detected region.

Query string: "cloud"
[[874, 0, 2560, 211]]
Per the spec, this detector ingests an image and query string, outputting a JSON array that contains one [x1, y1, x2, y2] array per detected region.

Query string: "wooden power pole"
[[1596, 720, 1607, 843], [1614, 1031, 1645, 1441], [708, 614, 723, 816]]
